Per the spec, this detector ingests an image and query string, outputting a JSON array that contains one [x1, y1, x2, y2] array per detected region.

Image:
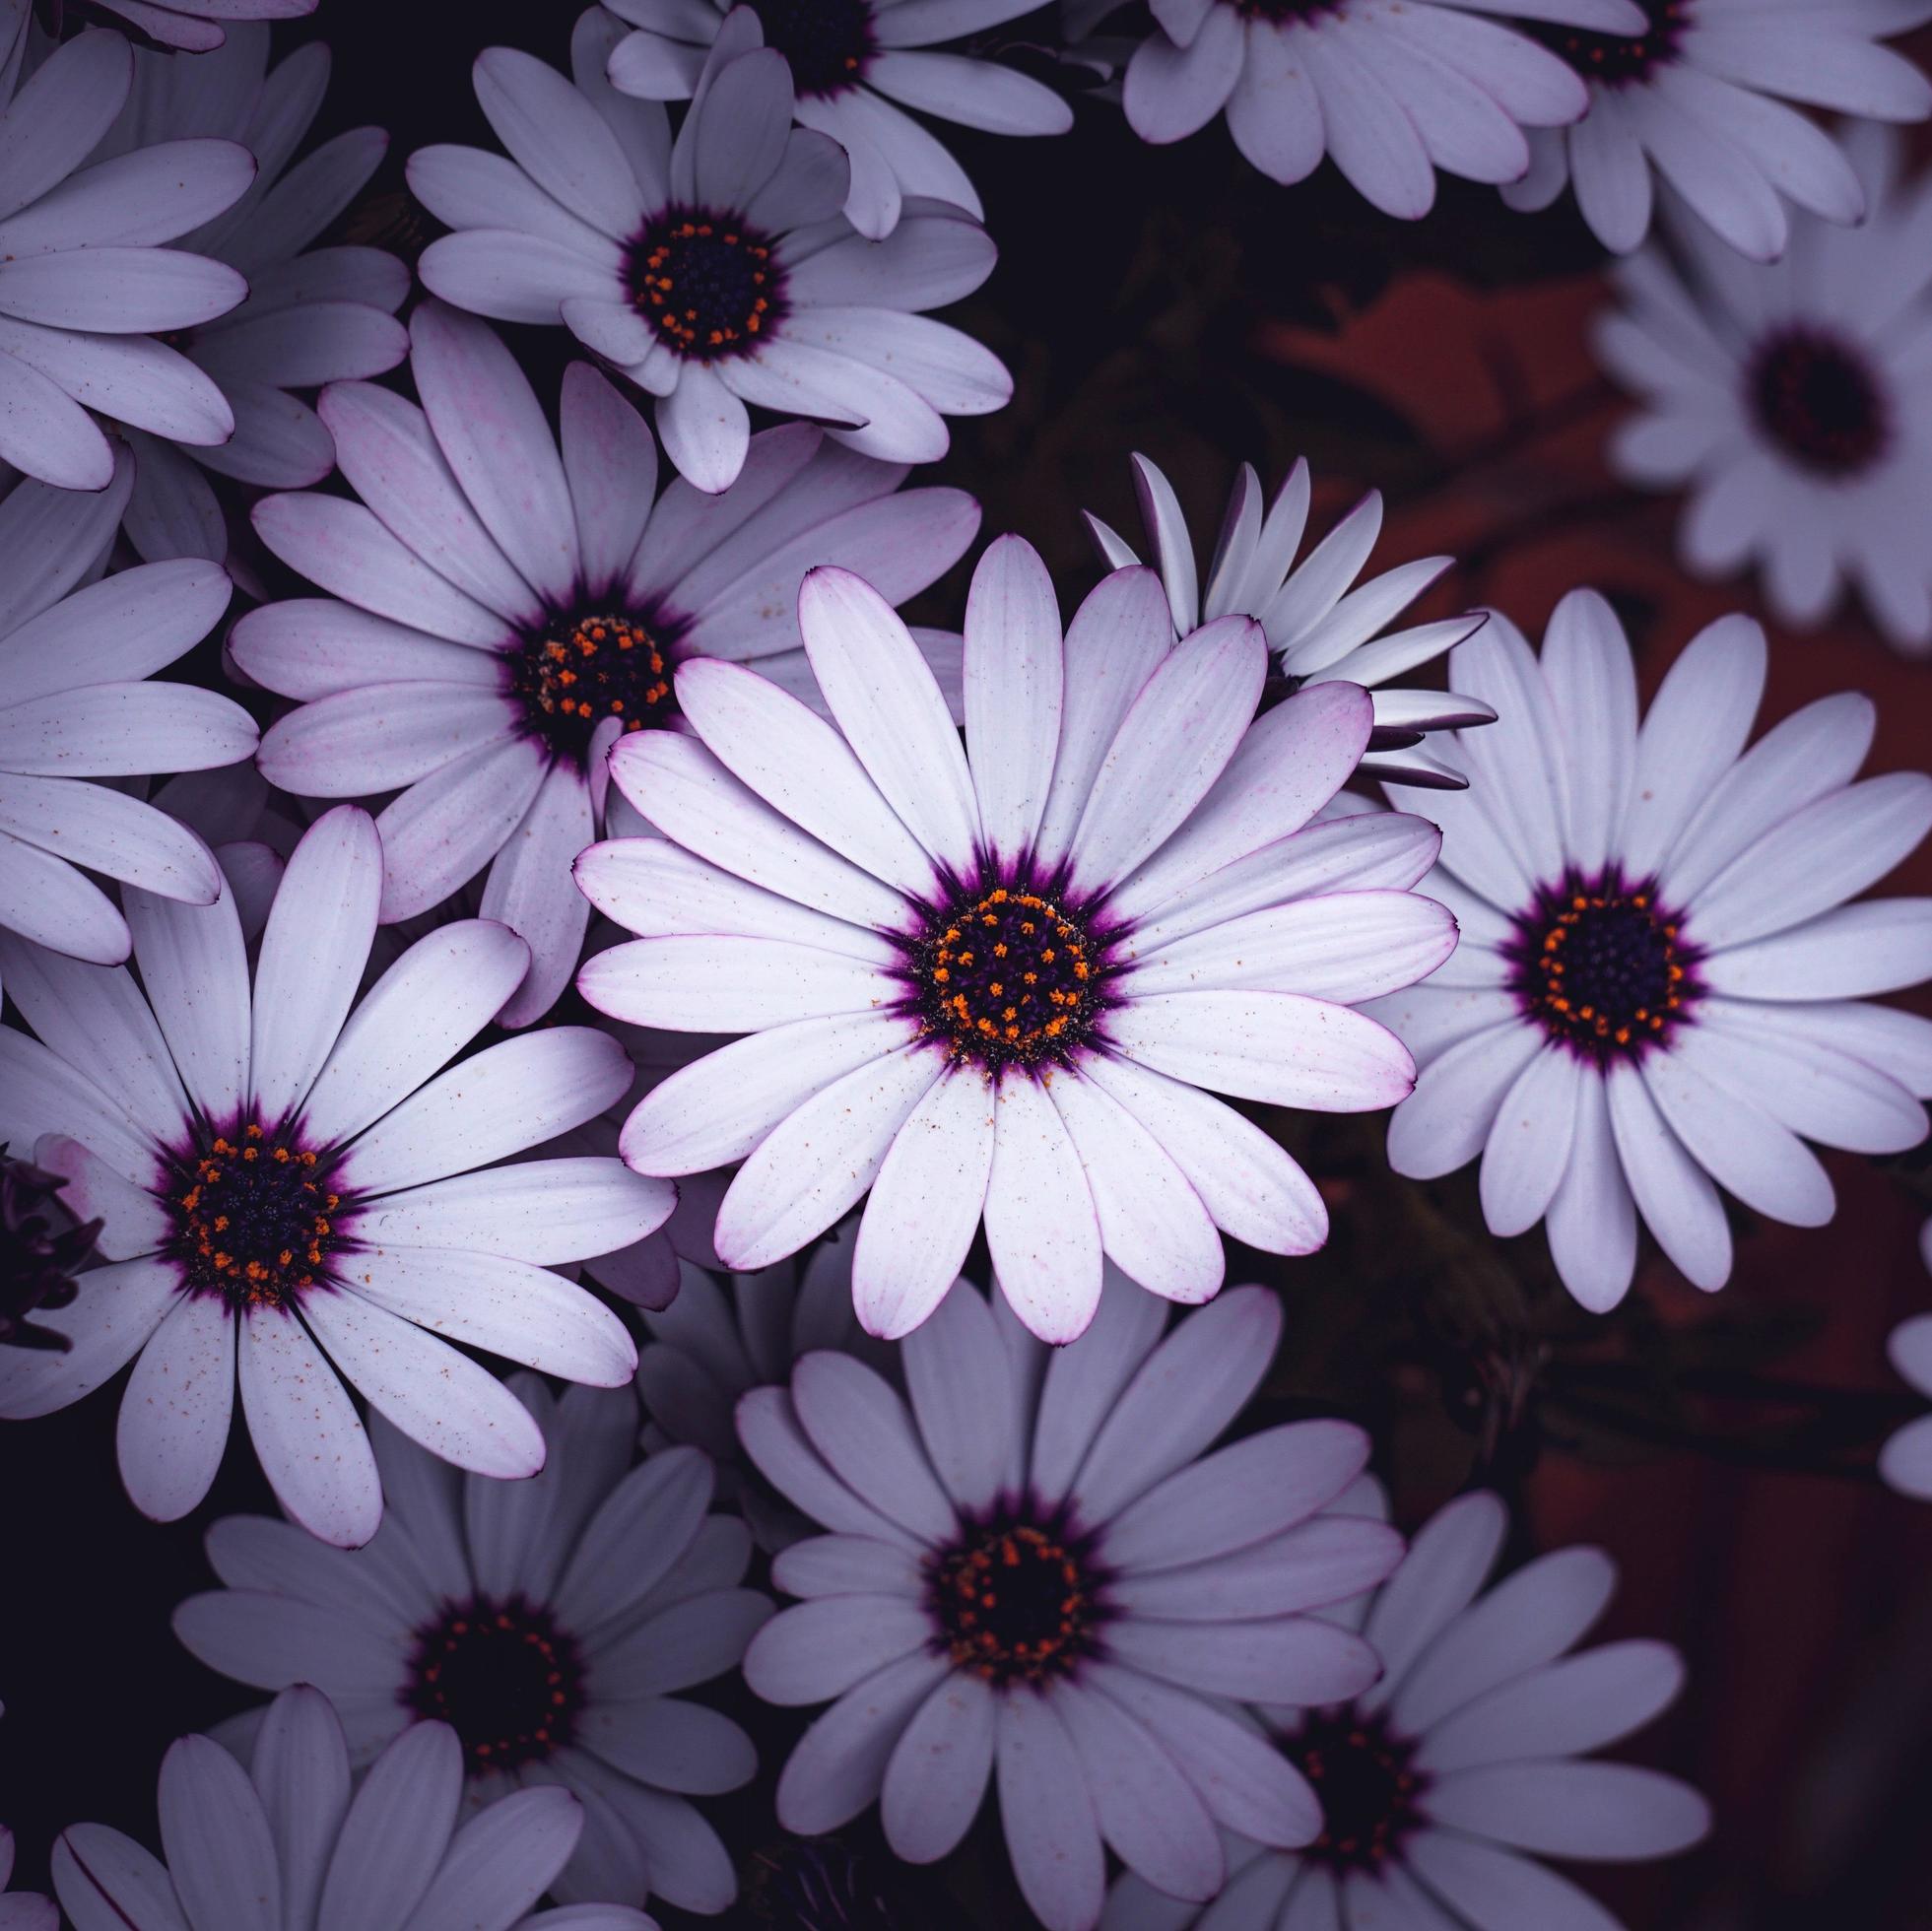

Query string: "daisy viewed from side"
[[1103, 1488, 1709, 1931], [1117, 0, 1645, 218], [1598, 123, 1932, 653], [740, 1278, 1405, 1931], [0, 805, 658, 1548], [1368, 592, 1932, 1311], [582, 537, 1458, 1343], [51, 1685, 658, 1931], [0, 461, 257, 974], [603, 0, 1073, 238], [174, 1381, 769, 1915], [237, 299, 979, 1026], [96, 23, 409, 564], [1501, 0, 1932, 260], [1086, 452, 1496, 788], [410, 9, 1010, 493], [0, 29, 251, 490]]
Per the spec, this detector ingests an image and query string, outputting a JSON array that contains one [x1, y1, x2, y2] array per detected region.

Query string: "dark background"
[[5, 2, 1932, 1924]]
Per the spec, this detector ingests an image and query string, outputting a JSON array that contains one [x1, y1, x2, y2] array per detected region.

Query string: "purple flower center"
[[628, 210, 785, 363], [1519, 0, 1685, 83], [1749, 329, 1891, 478], [902, 879, 1112, 1073], [925, 1504, 1106, 1687], [403, 1596, 585, 1771], [1503, 869, 1700, 1062], [163, 1123, 343, 1310], [749, 0, 875, 98], [510, 609, 678, 762], [1285, 1708, 1428, 1871]]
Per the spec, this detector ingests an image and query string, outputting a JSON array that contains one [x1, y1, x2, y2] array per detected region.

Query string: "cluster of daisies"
[[2, 0, 1931, 1925]]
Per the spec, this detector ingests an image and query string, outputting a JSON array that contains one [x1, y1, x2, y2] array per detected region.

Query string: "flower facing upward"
[[174, 1382, 769, 1916], [581, 537, 1457, 1343], [0, 806, 662, 1548], [0, 30, 251, 491], [0, 463, 257, 971], [1501, 0, 1932, 259], [410, 10, 1010, 493], [51, 1686, 659, 1931], [740, 1278, 1404, 1931], [1102, 1489, 1709, 1931], [1367, 591, 1932, 1312], [98, 23, 409, 564], [603, 0, 1073, 238], [237, 298, 978, 1026], [1087, 453, 1496, 788], [1599, 123, 1932, 653], [1115, 0, 1644, 217]]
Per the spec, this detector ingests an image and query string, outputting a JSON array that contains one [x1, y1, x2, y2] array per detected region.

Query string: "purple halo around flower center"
[[749, 0, 877, 98], [1286, 1706, 1430, 1872], [1748, 328, 1892, 478], [896, 871, 1122, 1074], [1521, 0, 1686, 84], [510, 606, 683, 762], [627, 210, 787, 363], [403, 1596, 587, 1771], [1503, 868, 1702, 1062], [163, 1123, 347, 1311], [924, 1500, 1110, 1688]]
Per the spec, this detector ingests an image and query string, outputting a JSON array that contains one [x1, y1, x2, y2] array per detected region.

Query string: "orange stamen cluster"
[[1291, 1709, 1428, 1872], [516, 613, 670, 757], [915, 885, 1101, 1070], [929, 1519, 1099, 1688], [405, 1597, 584, 1771], [633, 216, 777, 361], [1522, 881, 1690, 1057], [171, 1122, 338, 1307]]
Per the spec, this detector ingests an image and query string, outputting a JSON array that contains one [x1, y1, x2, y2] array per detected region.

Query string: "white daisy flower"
[[0, 805, 659, 1548], [1368, 592, 1932, 1313], [581, 537, 1457, 1343], [96, 23, 409, 565], [236, 300, 979, 1027], [603, 0, 1074, 239], [51, 1684, 658, 1931], [1103, 1487, 1709, 1931], [0, 461, 257, 973], [78, 0, 314, 57], [174, 1381, 769, 1916], [409, 9, 1010, 494], [1116, 0, 1644, 218], [1501, 0, 1932, 261], [741, 1277, 1405, 1931], [1086, 452, 1496, 790], [0, 28, 251, 491], [1598, 122, 1932, 653], [0, 1827, 52, 1931], [638, 1235, 892, 1545]]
